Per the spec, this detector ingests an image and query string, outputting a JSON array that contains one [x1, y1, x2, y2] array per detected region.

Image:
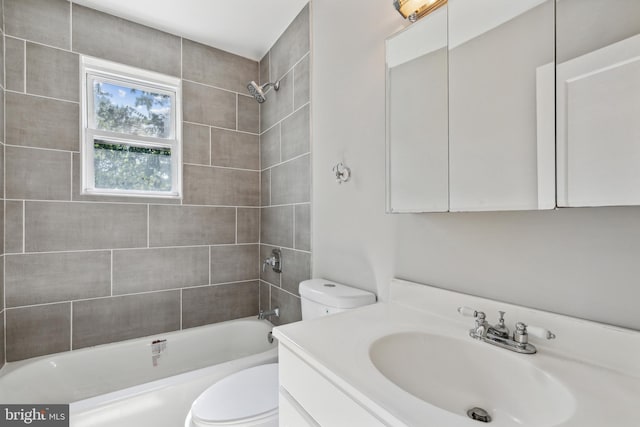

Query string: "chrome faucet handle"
[[513, 322, 555, 346], [262, 257, 272, 272], [526, 325, 556, 340], [458, 306, 482, 318], [513, 322, 529, 345], [489, 310, 510, 338], [497, 311, 506, 325], [262, 249, 282, 273], [458, 306, 489, 337], [457, 306, 487, 323]]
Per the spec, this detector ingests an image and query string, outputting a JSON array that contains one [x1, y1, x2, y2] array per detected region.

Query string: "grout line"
[[235, 208, 238, 244], [2, 0, 5, 363], [69, 152, 73, 200], [208, 246, 211, 285], [3, 243, 260, 257], [183, 162, 259, 173], [23, 40, 26, 93], [2, 143, 79, 154], [69, 1, 73, 51], [278, 119, 282, 163], [276, 285, 300, 300], [259, 279, 300, 300], [21, 201, 25, 253], [2, 197, 260, 209], [258, 100, 310, 136], [147, 204, 150, 248], [5, 88, 79, 105], [261, 151, 310, 173], [183, 120, 259, 136], [5, 280, 261, 310], [208, 125, 212, 166], [69, 302, 73, 350], [182, 78, 253, 98], [179, 289, 183, 330], [267, 169, 271, 206], [292, 62, 296, 108], [110, 250, 113, 296], [273, 51, 310, 85], [235, 94, 238, 131], [3, 309, 6, 364], [4, 76, 6, 202], [4, 34, 75, 56]]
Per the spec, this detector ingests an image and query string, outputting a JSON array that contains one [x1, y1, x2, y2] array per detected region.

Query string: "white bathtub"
[[0, 318, 278, 427]]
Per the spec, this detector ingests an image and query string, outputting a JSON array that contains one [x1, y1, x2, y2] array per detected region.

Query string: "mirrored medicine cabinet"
[[556, 0, 640, 207], [386, 0, 640, 213]]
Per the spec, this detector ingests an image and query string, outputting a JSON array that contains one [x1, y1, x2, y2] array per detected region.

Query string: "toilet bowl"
[[185, 363, 279, 427], [185, 279, 376, 426]]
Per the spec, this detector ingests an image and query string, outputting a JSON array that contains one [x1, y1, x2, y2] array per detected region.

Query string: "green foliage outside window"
[[94, 141, 172, 191], [91, 81, 174, 192], [93, 82, 172, 139]]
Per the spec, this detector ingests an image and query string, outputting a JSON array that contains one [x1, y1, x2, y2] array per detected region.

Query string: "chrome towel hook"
[[332, 162, 351, 184]]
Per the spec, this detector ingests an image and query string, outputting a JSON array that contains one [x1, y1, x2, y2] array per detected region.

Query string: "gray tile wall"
[[3, 0, 262, 362], [259, 4, 311, 325], [0, 3, 5, 370]]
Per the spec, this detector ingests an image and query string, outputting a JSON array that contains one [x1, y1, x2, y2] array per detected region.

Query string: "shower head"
[[246, 80, 280, 103]]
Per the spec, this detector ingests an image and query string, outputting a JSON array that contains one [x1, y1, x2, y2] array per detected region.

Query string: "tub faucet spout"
[[258, 307, 280, 320]]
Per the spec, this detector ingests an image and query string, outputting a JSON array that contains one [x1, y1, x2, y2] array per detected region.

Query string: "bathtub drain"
[[467, 407, 492, 423]]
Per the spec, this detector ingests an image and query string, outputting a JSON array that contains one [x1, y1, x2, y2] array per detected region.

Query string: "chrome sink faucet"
[[458, 307, 556, 354], [489, 311, 510, 339]]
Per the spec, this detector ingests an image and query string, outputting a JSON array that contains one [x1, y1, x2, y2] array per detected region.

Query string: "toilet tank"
[[299, 279, 376, 320]]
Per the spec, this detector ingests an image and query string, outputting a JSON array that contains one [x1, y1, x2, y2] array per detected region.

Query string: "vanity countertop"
[[273, 279, 640, 427]]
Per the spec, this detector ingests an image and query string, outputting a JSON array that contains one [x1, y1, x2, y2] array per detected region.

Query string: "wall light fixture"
[[393, 0, 447, 22]]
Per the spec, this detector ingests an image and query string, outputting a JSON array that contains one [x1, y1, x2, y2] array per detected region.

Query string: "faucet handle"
[[497, 311, 506, 324], [458, 306, 478, 317], [457, 306, 486, 320], [526, 325, 556, 340], [458, 307, 487, 327], [513, 322, 556, 346]]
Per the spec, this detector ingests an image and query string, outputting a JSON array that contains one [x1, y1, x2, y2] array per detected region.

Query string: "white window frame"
[[81, 56, 182, 198]]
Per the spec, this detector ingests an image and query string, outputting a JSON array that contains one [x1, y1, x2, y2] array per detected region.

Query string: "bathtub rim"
[[70, 344, 278, 413], [0, 316, 275, 378]]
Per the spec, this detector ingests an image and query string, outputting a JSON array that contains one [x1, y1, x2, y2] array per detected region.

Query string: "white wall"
[[311, 0, 640, 331]]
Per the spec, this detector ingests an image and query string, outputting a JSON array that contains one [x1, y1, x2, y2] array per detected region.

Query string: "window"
[[81, 56, 182, 198]]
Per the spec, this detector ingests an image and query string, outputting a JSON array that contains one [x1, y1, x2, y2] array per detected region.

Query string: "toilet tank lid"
[[299, 279, 376, 309]]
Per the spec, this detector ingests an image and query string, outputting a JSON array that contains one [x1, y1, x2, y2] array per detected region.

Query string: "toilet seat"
[[190, 363, 279, 426]]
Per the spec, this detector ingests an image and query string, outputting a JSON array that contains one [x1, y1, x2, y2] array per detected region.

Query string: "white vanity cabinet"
[[274, 280, 640, 427], [278, 344, 387, 427]]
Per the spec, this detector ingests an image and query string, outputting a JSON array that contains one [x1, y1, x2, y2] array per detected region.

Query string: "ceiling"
[[71, 0, 309, 61]]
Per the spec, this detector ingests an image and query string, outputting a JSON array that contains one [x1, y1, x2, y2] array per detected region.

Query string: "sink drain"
[[467, 407, 492, 423]]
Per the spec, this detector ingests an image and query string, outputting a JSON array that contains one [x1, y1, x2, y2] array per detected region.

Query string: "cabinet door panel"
[[448, 0, 555, 211], [556, 0, 640, 207]]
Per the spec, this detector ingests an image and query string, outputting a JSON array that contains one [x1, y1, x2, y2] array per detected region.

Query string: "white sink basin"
[[370, 332, 575, 426]]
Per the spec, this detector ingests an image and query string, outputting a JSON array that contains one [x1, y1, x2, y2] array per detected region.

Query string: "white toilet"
[[184, 279, 376, 427]]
